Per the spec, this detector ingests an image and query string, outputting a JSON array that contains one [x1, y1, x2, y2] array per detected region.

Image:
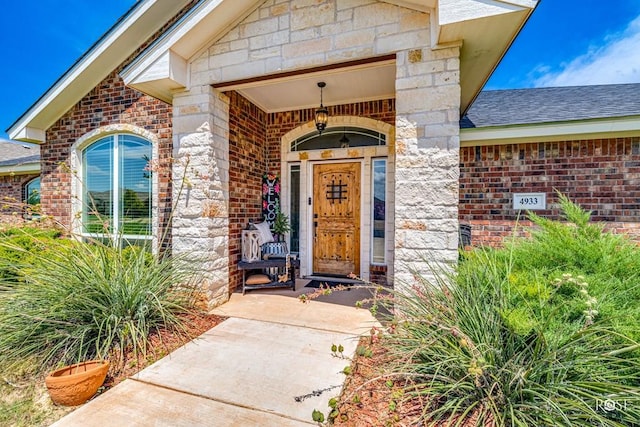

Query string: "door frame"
[[280, 117, 395, 281]]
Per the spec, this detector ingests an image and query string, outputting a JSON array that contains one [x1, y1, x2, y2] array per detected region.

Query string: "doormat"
[[305, 280, 354, 289]]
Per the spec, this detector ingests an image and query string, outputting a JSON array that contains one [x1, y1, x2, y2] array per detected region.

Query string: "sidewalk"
[[51, 293, 379, 426]]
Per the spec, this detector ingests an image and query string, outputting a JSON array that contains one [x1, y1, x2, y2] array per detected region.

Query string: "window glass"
[[372, 159, 386, 264], [119, 135, 152, 236], [291, 127, 385, 152], [82, 135, 152, 239], [24, 177, 40, 205], [289, 164, 300, 254]]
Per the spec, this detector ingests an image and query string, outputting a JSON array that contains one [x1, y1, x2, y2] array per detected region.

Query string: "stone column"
[[172, 85, 230, 309], [394, 46, 461, 290]]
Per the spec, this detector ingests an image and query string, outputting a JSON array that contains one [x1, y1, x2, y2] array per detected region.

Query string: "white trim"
[[8, 1, 191, 142], [0, 163, 40, 176], [461, 116, 640, 146], [70, 126, 159, 248], [280, 117, 395, 280]]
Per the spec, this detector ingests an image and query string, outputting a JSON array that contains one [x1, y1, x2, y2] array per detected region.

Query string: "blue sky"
[[2, 0, 640, 140]]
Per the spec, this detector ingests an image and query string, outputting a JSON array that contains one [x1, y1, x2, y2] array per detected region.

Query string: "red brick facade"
[[227, 92, 268, 293], [43, 71, 174, 242], [40, 1, 198, 248], [0, 174, 39, 224], [460, 137, 640, 246]]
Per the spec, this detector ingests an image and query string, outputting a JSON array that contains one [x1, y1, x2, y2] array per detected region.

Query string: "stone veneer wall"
[[460, 137, 640, 246], [172, 86, 231, 308], [178, 0, 461, 297]]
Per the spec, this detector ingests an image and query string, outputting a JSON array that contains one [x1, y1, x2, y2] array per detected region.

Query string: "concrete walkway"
[[51, 292, 380, 426]]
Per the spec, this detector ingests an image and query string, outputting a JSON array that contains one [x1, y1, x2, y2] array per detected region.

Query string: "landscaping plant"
[[380, 196, 640, 426], [0, 231, 203, 374]]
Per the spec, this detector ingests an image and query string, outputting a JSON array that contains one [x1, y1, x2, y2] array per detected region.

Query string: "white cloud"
[[534, 15, 640, 87]]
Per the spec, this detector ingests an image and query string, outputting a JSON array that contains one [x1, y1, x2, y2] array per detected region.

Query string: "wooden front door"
[[313, 162, 361, 276]]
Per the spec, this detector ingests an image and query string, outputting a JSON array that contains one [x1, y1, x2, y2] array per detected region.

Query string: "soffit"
[[215, 60, 397, 113]]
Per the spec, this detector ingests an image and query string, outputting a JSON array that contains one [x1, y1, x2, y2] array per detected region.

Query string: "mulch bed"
[[332, 332, 483, 427], [332, 334, 426, 426]]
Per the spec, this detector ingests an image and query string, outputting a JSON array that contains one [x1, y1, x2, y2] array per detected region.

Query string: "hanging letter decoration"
[[262, 172, 280, 226]]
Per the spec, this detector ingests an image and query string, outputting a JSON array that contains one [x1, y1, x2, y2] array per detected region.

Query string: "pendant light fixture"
[[314, 82, 328, 134]]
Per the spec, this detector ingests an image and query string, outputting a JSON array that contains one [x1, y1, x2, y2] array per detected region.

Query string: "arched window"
[[81, 134, 152, 241], [291, 127, 386, 151], [24, 177, 40, 205]]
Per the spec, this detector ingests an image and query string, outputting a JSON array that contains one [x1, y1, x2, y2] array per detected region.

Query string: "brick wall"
[[460, 137, 640, 246], [41, 1, 198, 246], [44, 71, 174, 240], [227, 91, 268, 293], [0, 174, 39, 224]]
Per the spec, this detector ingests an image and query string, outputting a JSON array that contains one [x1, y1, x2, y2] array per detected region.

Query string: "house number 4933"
[[513, 193, 546, 210]]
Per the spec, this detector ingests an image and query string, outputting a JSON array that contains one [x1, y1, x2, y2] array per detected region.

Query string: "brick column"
[[172, 85, 231, 309], [394, 46, 461, 289]]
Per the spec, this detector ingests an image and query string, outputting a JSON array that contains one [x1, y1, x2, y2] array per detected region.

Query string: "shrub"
[[387, 261, 640, 426], [384, 196, 640, 425], [0, 234, 203, 373], [0, 226, 63, 283]]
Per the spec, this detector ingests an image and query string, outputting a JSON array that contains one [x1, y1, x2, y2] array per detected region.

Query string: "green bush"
[[384, 196, 640, 425], [0, 234, 203, 372], [387, 262, 640, 426], [492, 194, 640, 344], [0, 226, 63, 283]]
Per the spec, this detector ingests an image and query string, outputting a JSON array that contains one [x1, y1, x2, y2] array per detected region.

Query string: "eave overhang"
[[461, 116, 640, 146], [10, 0, 538, 144], [433, 0, 538, 113], [0, 162, 40, 177], [122, 0, 537, 113], [7, 0, 192, 143]]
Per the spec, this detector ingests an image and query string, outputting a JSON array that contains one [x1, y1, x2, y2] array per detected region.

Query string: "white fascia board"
[[8, 0, 191, 143], [460, 116, 640, 146], [128, 50, 188, 92], [0, 162, 40, 176]]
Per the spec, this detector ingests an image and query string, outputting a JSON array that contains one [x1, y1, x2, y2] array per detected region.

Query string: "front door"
[[312, 162, 361, 276]]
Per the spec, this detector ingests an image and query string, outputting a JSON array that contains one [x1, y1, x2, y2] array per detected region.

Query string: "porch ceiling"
[[213, 60, 397, 113]]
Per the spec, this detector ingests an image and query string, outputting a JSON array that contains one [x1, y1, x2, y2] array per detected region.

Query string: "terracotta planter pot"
[[45, 360, 109, 406]]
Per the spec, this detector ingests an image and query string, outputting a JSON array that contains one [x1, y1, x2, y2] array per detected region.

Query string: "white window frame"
[[70, 126, 159, 247]]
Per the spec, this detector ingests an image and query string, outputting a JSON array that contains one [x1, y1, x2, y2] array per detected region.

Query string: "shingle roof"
[[461, 83, 640, 129], [0, 140, 40, 167]]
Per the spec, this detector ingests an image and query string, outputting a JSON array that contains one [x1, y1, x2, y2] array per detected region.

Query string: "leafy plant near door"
[[272, 211, 290, 241]]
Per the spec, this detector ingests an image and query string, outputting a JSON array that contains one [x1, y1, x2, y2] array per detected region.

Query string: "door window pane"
[[289, 164, 300, 254], [372, 159, 386, 264]]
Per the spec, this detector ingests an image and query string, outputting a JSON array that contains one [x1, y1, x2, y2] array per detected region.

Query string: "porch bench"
[[238, 257, 299, 294]]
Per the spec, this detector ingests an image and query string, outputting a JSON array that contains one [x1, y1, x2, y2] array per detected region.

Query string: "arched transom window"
[[291, 127, 386, 151], [81, 134, 152, 241]]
